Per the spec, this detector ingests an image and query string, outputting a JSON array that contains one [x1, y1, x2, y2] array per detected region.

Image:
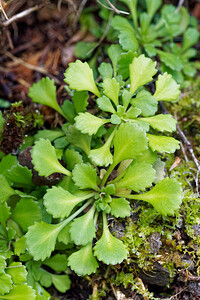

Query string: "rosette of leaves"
[[110, 0, 199, 84], [25, 54, 183, 276], [0, 255, 36, 299], [0, 155, 71, 298]]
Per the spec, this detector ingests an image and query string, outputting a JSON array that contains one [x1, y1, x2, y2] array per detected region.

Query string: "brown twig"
[[2, 4, 43, 26]]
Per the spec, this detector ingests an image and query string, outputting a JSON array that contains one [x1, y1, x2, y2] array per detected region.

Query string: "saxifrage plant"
[[27, 54, 182, 274], [109, 0, 199, 84], [0, 53, 182, 294]]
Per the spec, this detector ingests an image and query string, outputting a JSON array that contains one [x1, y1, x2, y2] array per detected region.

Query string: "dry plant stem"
[[175, 0, 185, 13], [176, 123, 200, 173], [2, 4, 43, 26], [169, 287, 188, 300], [159, 102, 200, 172], [136, 278, 149, 300], [96, 0, 129, 15], [87, 9, 114, 55], [73, 0, 88, 27], [0, 0, 8, 19], [4, 51, 60, 84]]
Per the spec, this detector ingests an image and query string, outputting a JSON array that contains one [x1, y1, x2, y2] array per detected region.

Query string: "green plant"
[[108, 0, 199, 85], [0, 54, 183, 295]]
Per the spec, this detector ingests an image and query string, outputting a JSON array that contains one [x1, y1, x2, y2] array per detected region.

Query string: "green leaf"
[[94, 213, 127, 264], [0, 175, 16, 203], [110, 114, 121, 125], [136, 148, 158, 164], [110, 198, 131, 218], [72, 163, 99, 191], [36, 267, 52, 287], [14, 236, 26, 256], [98, 63, 113, 80], [183, 63, 196, 78], [0, 284, 36, 300], [115, 161, 155, 192], [6, 262, 27, 285], [0, 100, 9, 109], [0, 273, 12, 295], [64, 60, 100, 97], [89, 140, 113, 167], [68, 243, 99, 276], [28, 77, 64, 117], [122, 90, 132, 110], [34, 129, 64, 142], [182, 28, 199, 52], [141, 114, 177, 132], [31, 139, 71, 177], [72, 91, 89, 114], [88, 126, 115, 167], [26, 221, 63, 261], [158, 50, 183, 71], [74, 41, 96, 59], [34, 282, 50, 300], [70, 205, 96, 246], [97, 96, 116, 114], [75, 113, 109, 136], [147, 134, 180, 153], [11, 198, 42, 232], [51, 274, 71, 293], [179, 7, 190, 33], [125, 107, 141, 119], [111, 16, 139, 52], [57, 224, 71, 245], [145, 0, 162, 20], [129, 55, 157, 95], [113, 123, 148, 165], [0, 256, 6, 274], [131, 91, 158, 117], [44, 186, 94, 218], [0, 203, 10, 228], [54, 136, 69, 149], [154, 73, 180, 101], [61, 100, 76, 123], [6, 164, 33, 188], [65, 125, 91, 155], [0, 154, 17, 177], [144, 44, 157, 57], [102, 78, 119, 107], [64, 149, 83, 171], [44, 254, 68, 272], [118, 51, 135, 79], [133, 178, 182, 216], [107, 44, 123, 74]]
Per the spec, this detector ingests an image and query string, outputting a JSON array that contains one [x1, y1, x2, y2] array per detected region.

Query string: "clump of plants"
[[110, 0, 199, 85], [0, 52, 183, 297]]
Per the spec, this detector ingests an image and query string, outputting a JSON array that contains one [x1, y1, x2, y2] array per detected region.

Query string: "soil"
[[0, 1, 200, 299]]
